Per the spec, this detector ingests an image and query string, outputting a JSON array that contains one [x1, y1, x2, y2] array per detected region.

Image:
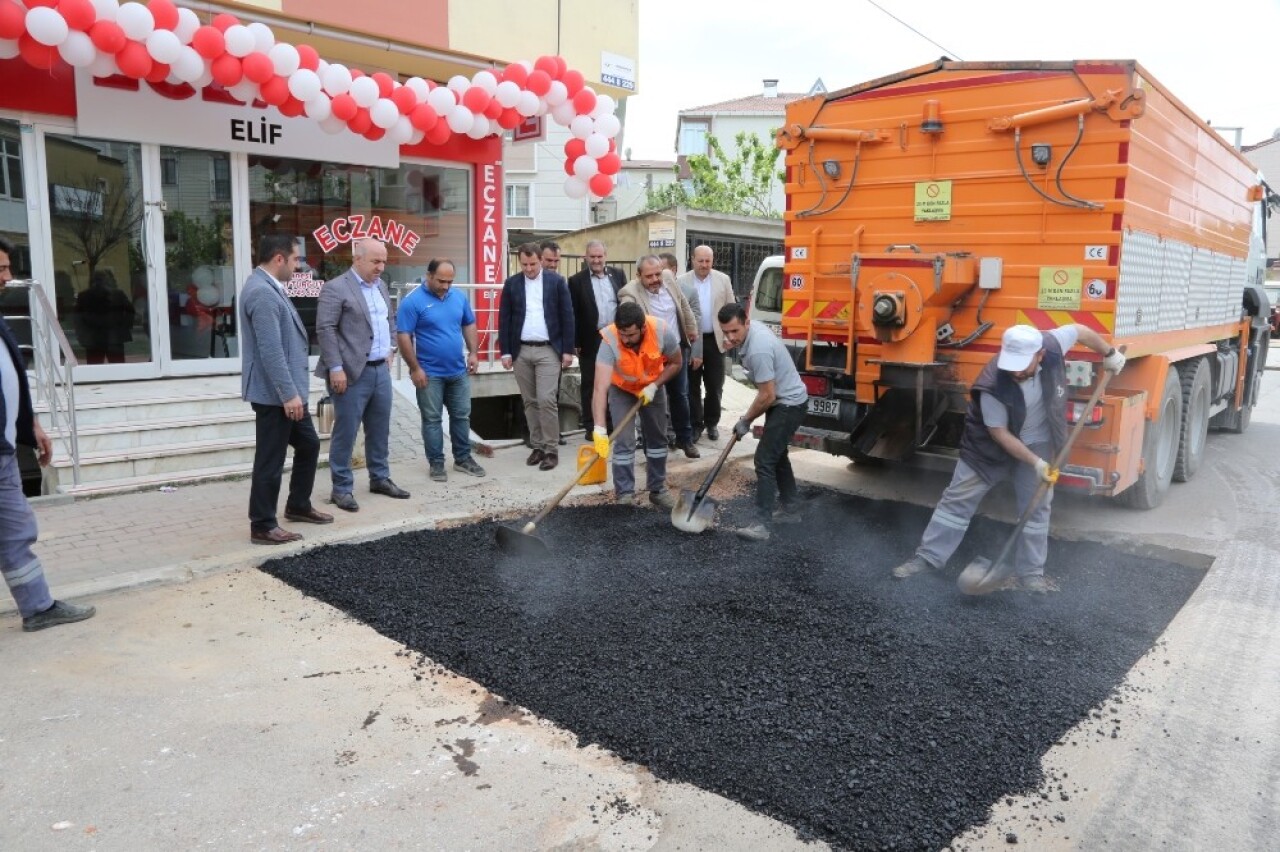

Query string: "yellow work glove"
[[639, 382, 659, 405], [1034, 458, 1059, 484], [592, 426, 610, 461]]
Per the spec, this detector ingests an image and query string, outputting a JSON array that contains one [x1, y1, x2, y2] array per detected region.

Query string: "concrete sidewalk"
[[5, 378, 762, 616]]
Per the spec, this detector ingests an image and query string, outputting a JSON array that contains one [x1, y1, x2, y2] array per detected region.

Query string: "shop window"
[[1, 134, 23, 201], [506, 184, 531, 218]]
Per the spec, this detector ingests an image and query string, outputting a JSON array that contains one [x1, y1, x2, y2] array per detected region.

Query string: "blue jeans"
[[415, 372, 474, 465], [327, 362, 392, 495]]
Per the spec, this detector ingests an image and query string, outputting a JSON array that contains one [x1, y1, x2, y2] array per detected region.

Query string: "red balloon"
[[572, 88, 597, 115], [497, 107, 522, 129], [425, 121, 452, 146], [483, 98, 502, 120], [89, 20, 127, 54], [363, 125, 386, 142], [526, 70, 551, 97], [21, 0, 59, 7], [371, 72, 394, 98], [349, 68, 364, 79], [409, 103, 438, 132], [563, 158, 575, 177], [588, 173, 613, 197], [18, 33, 57, 70], [191, 26, 225, 60], [502, 63, 527, 86], [391, 86, 417, 114], [330, 93, 357, 121], [242, 53, 274, 84], [59, 0, 97, 32], [260, 75, 290, 106], [0, 1, 23, 40], [116, 41, 154, 79], [278, 96, 305, 117], [295, 44, 320, 71], [145, 62, 170, 84], [565, 137, 587, 161], [533, 55, 557, 77], [211, 13, 240, 32], [210, 53, 243, 87], [597, 152, 622, 176], [149, 0, 179, 31], [560, 69, 584, 97], [348, 108, 372, 134], [461, 86, 490, 113]]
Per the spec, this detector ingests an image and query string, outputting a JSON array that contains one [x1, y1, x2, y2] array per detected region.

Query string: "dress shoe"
[[679, 442, 701, 459], [539, 452, 559, 471], [370, 478, 410, 499], [526, 448, 545, 466], [329, 492, 359, 512], [707, 426, 720, 441], [251, 527, 304, 545], [284, 506, 334, 524]]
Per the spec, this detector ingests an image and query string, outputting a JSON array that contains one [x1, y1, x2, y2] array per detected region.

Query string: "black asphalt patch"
[[261, 489, 1204, 850]]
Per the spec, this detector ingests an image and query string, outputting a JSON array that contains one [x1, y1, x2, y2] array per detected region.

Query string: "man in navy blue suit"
[[498, 242, 575, 471]]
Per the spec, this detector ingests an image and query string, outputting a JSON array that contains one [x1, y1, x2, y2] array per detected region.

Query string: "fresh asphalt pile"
[[262, 489, 1203, 851]]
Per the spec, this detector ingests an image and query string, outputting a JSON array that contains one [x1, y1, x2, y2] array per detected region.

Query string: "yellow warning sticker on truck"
[[914, 180, 952, 221], [1038, 267, 1083, 310]]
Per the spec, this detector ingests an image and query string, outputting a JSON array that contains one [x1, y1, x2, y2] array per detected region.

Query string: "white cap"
[[997, 325, 1044, 371]]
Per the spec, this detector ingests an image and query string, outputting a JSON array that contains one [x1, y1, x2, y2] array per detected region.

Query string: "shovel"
[[957, 371, 1112, 596], [671, 429, 744, 534], [495, 399, 644, 558]]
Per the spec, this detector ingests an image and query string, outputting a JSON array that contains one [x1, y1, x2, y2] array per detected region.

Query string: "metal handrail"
[[8, 280, 80, 486], [389, 281, 506, 376]]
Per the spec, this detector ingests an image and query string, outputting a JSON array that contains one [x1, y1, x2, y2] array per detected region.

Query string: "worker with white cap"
[[893, 323, 1125, 592]]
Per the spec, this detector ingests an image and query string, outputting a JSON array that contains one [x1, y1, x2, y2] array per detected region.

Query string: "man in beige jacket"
[[677, 245, 736, 442], [618, 255, 700, 458]]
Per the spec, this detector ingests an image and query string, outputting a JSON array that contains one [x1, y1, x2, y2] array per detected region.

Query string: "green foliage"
[[645, 131, 784, 219], [164, 211, 223, 276]]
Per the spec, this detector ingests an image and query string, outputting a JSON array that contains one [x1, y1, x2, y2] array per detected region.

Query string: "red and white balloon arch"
[[0, 0, 621, 199]]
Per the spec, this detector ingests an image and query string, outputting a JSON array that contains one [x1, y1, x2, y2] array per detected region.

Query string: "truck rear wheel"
[[1173, 358, 1210, 483], [1118, 367, 1182, 509]]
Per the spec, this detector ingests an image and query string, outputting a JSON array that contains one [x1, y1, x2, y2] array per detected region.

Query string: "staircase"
[[39, 377, 332, 497]]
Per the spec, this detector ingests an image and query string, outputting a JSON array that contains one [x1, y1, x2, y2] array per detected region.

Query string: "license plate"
[[807, 397, 839, 418]]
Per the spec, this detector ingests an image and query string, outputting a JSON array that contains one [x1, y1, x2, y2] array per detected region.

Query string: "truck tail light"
[[1066, 401, 1104, 425], [801, 374, 831, 397]]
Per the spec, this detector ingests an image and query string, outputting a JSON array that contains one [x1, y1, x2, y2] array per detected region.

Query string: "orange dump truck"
[[775, 59, 1273, 508]]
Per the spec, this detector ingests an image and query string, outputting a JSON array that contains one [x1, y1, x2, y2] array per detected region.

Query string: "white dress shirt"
[[358, 275, 393, 361], [520, 274, 550, 342], [591, 273, 618, 329], [648, 286, 678, 331]]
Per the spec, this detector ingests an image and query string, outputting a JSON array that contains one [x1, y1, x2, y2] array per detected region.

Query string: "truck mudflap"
[[760, 423, 855, 457]]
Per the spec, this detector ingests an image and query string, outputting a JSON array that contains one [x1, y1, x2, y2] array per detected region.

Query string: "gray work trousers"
[[917, 442, 1053, 578], [0, 454, 54, 618], [514, 344, 562, 454], [608, 385, 668, 498]]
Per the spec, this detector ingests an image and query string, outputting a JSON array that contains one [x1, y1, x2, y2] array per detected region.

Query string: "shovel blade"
[[957, 557, 994, 596], [495, 523, 550, 559], [671, 489, 717, 534]]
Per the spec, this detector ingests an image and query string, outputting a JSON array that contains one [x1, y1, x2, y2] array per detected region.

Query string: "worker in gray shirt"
[[717, 303, 809, 541]]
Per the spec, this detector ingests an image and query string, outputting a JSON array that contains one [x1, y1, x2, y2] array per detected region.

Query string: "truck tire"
[[1118, 367, 1182, 509], [1173, 358, 1211, 483]]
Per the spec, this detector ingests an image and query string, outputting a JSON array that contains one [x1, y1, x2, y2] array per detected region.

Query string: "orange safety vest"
[[601, 317, 667, 395]]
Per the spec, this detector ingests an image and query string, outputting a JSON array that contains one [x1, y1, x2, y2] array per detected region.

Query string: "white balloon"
[[115, 2, 155, 41], [551, 101, 577, 126], [349, 76, 379, 108], [592, 94, 617, 118], [493, 81, 520, 109], [315, 59, 329, 78], [518, 60, 533, 73], [195, 67, 214, 89], [409, 129, 425, 145], [545, 80, 568, 107], [320, 114, 348, 135], [57, 31, 97, 67], [269, 42, 300, 76], [223, 25, 254, 58], [536, 100, 549, 116], [288, 68, 321, 102], [515, 91, 540, 117], [426, 86, 456, 113], [0, 40, 18, 61], [228, 79, 260, 104], [174, 8, 200, 44], [26, 8, 70, 47], [87, 51, 117, 76], [573, 155, 599, 179], [165, 70, 183, 85], [471, 70, 498, 94], [391, 116, 415, 144], [304, 94, 332, 121], [91, 0, 121, 23], [564, 176, 588, 199], [570, 114, 594, 139], [145, 29, 182, 64], [405, 77, 429, 101], [585, 132, 610, 159], [594, 112, 621, 139], [247, 22, 274, 54], [466, 120, 489, 140], [445, 106, 474, 134], [370, 98, 399, 129], [322, 63, 352, 96], [447, 75, 470, 94], [172, 46, 206, 83]]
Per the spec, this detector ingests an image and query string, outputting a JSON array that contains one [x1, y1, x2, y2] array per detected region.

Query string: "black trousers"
[[249, 403, 321, 532], [689, 332, 727, 433], [579, 347, 600, 433]]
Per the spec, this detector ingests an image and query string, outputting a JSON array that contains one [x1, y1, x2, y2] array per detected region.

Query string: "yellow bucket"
[[576, 445, 607, 485]]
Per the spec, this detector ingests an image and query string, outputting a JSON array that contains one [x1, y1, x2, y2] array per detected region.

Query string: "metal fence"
[[684, 233, 784, 300], [505, 251, 638, 282]]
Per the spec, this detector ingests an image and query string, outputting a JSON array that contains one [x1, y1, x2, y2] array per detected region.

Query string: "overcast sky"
[[622, 0, 1280, 160]]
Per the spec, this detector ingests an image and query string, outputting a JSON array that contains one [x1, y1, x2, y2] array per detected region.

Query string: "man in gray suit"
[[315, 238, 409, 512], [241, 234, 332, 544]]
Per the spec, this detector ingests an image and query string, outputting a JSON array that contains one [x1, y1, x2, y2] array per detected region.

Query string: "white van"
[[748, 255, 784, 335]]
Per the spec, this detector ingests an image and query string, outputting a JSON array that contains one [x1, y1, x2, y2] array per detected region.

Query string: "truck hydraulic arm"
[[987, 87, 1144, 131], [776, 125, 890, 150]]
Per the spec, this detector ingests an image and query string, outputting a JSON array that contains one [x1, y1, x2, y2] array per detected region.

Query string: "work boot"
[[616, 493, 635, 507], [773, 505, 802, 524], [679, 442, 701, 459], [1018, 574, 1051, 594], [649, 490, 677, 510], [22, 600, 96, 632], [892, 555, 937, 579], [429, 462, 447, 482], [735, 523, 771, 542]]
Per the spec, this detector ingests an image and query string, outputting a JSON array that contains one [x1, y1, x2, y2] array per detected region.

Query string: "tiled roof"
[[1242, 135, 1280, 154], [679, 93, 808, 115]]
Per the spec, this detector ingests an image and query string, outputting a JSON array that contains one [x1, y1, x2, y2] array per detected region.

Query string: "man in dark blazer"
[[241, 234, 332, 544], [314, 238, 409, 512], [567, 239, 626, 435], [498, 242, 575, 470]]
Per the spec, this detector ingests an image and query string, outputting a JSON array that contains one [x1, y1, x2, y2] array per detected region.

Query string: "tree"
[[645, 131, 784, 218], [53, 173, 143, 282]]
